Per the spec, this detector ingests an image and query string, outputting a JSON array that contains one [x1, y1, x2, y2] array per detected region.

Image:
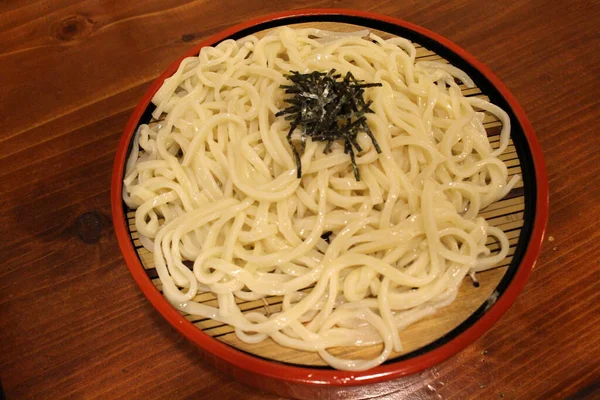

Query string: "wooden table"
[[1, 1, 599, 399]]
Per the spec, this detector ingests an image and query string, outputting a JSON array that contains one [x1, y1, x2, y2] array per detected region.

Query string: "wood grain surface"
[[1, 1, 599, 399]]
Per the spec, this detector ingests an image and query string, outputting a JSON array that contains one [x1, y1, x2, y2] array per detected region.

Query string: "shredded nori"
[[320, 231, 333, 244], [275, 70, 382, 180]]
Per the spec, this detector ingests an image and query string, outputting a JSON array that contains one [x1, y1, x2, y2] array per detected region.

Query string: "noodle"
[[123, 26, 519, 371]]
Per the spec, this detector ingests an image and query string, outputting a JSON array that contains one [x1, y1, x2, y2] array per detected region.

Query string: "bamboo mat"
[[125, 22, 525, 367]]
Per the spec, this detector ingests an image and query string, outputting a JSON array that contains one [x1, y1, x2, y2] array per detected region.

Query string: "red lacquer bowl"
[[111, 9, 548, 399]]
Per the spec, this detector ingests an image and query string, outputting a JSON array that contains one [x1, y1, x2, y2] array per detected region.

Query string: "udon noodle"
[[123, 26, 519, 371]]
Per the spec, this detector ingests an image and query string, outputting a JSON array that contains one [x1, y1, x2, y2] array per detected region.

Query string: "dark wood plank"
[[1, 1, 599, 399]]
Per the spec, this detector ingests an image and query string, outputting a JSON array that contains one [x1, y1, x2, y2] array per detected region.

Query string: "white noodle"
[[123, 27, 519, 371]]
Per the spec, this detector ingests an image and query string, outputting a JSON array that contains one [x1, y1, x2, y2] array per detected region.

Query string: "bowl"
[[111, 9, 548, 399]]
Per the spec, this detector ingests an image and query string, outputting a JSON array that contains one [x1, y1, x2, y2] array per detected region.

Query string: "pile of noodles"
[[123, 27, 518, 370]]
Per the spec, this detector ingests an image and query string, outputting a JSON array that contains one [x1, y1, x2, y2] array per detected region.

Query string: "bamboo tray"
[[111, 10, 547, 399]]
